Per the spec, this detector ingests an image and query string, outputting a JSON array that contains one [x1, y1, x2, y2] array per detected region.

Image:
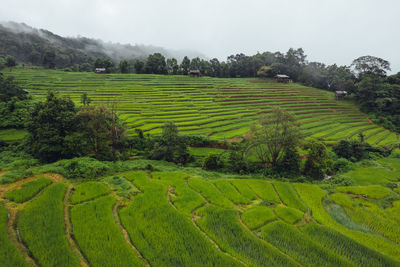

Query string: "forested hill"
[[0, 21, 204, 69]]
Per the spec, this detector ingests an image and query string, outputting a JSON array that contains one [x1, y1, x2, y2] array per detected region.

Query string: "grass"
[[336, 185, 392, 199], [293, 183, 400, 261], [3, 68, 396, 142], [213, 179, 251, 204], [260, 220, 353, 267], [302, 223, 399, 267], [17, 183, 80, 267], [70, 181, 109, 204], [102, 175, 140, 199], [120, 171, 241, 267], [274, 205, 304, 224], [0, 204, 29, 267], [241, 205, 276, 229], [246, 179, 280, 203], [273, 182, 307, 211], [196, 204, 299, 266], [0, 129, 28, 142], [71, 195, 144, 267], [188, 177, 234, 209], [5, 177, 51, 203], [229, 179, 258, 200]]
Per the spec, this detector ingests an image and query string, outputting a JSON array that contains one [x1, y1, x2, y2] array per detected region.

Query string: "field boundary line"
[[112, 201, 150, 267], [64, 184, 90, 267]]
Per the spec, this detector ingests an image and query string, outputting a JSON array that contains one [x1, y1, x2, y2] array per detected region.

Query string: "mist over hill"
[[0, 21, 205, 68]]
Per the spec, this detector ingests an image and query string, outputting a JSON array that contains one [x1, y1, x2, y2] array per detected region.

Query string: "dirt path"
[[5, 202, 37, 266], [112, 200, 150, 267], [63, 185, 89, 267]]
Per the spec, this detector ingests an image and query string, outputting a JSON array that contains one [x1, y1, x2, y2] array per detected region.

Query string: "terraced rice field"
[[0, 168, 399, 266], [3, 68, 399, 145]]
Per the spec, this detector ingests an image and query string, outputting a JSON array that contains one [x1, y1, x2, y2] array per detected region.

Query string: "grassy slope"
[[3, 68, 398, 145]]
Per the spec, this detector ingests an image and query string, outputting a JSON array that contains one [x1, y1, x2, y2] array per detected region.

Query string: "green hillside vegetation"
[[1, 157, 399, 266], [2, 68, 398, 144]]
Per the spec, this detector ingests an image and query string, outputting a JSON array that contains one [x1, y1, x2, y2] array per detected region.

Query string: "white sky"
[[1, 0, 399, 72]]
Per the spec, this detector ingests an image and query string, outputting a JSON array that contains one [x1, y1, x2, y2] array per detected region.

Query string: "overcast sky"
[[1, 0, 400, 72]]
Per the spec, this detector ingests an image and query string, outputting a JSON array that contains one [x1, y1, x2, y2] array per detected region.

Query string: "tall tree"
[[144, 53, 167, 74], [351, 55, 391, 78], [248, 107, 303, 167], [166, 58, 179, 75], [119, 60, 130, 73], [133, 59, 145, 74], [180, 56, 190, 74]]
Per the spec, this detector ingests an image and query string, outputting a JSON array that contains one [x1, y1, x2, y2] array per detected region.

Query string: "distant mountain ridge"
[[0, 21, 205, 68]]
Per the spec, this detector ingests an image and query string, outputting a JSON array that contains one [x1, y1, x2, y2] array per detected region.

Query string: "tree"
[[144, 53, 167, 74], [0, 73, 27, 101], [303, 140, 332, 180], [75, 105, 126, 161], [43, 50, 56, 69], [26, 92, 77, 162], [5, 56, 16, 68], [133, 59, 145, 74], [94, 58, 115, 73], [351, 55, 391, 78], [151, 122, 190, 164], [166, 58, 179, 75], [209, 58, 221, 77], [80, 92, 92, 108], [180, 56, 190, 74], [190, 57, 201, 70], [257, 66, 272, 78], [248, 107, 303, 167], [119, 60, 130, 73]]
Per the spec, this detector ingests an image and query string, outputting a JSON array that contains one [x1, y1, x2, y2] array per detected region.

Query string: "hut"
[[275, 74, 291, 83], [188, 70, 201, 77], [335, 91, 348, 100], [95, 68, 106, 74]]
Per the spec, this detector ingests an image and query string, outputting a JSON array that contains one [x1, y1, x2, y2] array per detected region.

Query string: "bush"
[[59, 157, 111, 179], [203, 154, 224, 170], [333, 158, 352, 173]]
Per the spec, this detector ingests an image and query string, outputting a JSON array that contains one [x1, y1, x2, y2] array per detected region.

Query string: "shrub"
[[333, 158, 352, 173], [59, 157, 111, 179], [202, 154, 224, 170]]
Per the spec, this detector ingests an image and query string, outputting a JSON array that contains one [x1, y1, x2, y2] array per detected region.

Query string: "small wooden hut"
[[188, 70, 201, 77], [335, 91, 348, 100], [275, 74, 291, 83], [95, 68, 106, 74]]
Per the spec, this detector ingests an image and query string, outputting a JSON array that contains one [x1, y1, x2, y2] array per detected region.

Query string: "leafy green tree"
[[75, 105, 126, 161], [119, 60, 130, 73], [5, 56, 16, 67], [248, 107, 303, 167], [80, 92, 92, 108], [0, 73, 27, 101], [351, 55, 391, 78], [203, 154, 224, 170], [94, 58, 115, 73], [276, 147, 302, 176], [133, 59, 145, 74], [257, 66, 273, 78], [190, 57, 201, 70], [26, 92, 77, 162], [144, 53, 167, 74], [151, 122, 190, 164], [166, 58, 179, 75], [209, 58, 221, 77], [303, 140, 332, 180], [180, 56, 190, 74], [43, 50, 56, 69]]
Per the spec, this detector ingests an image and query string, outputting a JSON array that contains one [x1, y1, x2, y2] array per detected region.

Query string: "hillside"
[[0, 156, 399, 266], [3, 68, 398, 145], [0, 22, 204, 68]]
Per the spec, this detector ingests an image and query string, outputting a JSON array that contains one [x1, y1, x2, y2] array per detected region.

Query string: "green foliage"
[[26, 92, 77, 162], [303, 140, 333, 180], [246, 179, 280, 203], [0, 73, 27, 102], [151, 122, 191, 164], [273, 181, 307, 211], [59, 157, 111, 179], [102, 175, 140, 199], [17, 183, 80, 267], [274, 205, 304, 224], [213, 179, 250, 204], [241, 206, 275, 229], [70, 181, 109, 204], [0, 204, 28, 267], [333, 158, 353, 173], [71, 196, 144, 266], [302, 223, 399, 267], [5, 177, 51, 203], [261, 221, 353, 266], [188, 177, 233, 209], [203, 153, 224, 170], [336, 185, 391, 199], [196, 205, 299, 266], [120, 172, 240, 266], [144, 53, 167, 74]]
